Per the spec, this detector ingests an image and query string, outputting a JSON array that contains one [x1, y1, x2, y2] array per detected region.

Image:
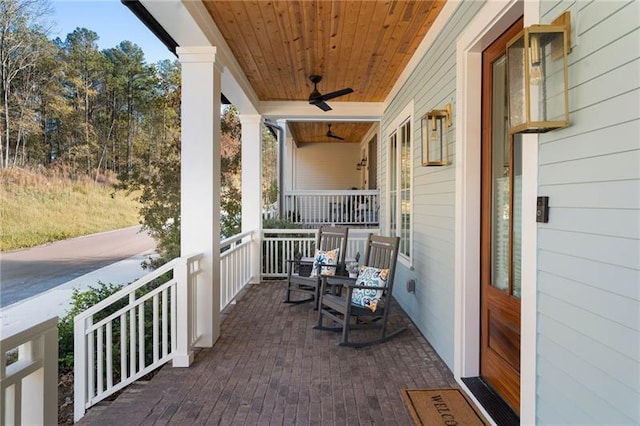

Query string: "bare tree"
[[0, 0, 51, 168]]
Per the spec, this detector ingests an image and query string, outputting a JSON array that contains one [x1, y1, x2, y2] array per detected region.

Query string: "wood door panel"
[[480, 17, 523, 416], [487, 306, 521, 370], [484, 349, 520, 412]]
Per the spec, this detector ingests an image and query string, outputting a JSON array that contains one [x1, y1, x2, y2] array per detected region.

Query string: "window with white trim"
[[389, 116, 412, 260]]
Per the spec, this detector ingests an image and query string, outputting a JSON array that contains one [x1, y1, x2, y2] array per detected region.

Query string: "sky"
[[50, 0, 176, 64]]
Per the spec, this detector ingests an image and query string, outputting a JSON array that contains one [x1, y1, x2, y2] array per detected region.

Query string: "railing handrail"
[[0, 316, 59, 349], [220, 230, 253, 247], [262, 229, 316, 235], [75, 253, 203, 321], [283, 189, 379, 195]]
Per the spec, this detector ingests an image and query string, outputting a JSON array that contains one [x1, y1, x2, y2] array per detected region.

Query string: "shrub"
[[58, 282, 124, 373]]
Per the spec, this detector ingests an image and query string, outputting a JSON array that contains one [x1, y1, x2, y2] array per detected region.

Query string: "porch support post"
[[277, 119, 292, 218], [240, 114, 262, 284], [278, 119, 293, 191], [177, 46, 222, 348]]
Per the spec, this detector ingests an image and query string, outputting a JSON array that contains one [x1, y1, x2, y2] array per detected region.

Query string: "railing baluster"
[[88, 325, 95, 400], [171, 282, 177, 353], [97, 326, 103, 394], [138, 303, 145, 371], [153, 294, 159, 363], [120, 313, 127, 382], [162, 288, 168, 358], [129, 295, 136, 376], [106, 322, 113, 389]]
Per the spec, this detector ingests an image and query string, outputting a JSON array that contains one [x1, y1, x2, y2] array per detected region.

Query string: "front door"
[[368, 135, 378, 189], [480, 17, 523, 414]]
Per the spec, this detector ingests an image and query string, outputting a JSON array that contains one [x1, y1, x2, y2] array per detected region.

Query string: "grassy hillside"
[[0, 167, 142, 251]]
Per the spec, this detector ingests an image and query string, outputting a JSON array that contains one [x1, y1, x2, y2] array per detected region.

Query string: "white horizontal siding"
[[538, 250, 639, 299], [539, 119, 640, 166], [539, 228, 638, 270], [536, 1, 640, 424], [536, 337, 637, 425], [539, 313, 638, 392], [540, 207, 640, 239], [293, 143, 361, 190], [542, 179, 639, 209]]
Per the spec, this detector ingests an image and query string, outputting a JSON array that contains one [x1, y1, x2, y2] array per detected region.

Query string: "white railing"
[[220, 230, 255, 310], [73, 254, 203, 422], [282, 190, 379, 226], [261, 228, 379, 278], [1, 317, 58, 426]]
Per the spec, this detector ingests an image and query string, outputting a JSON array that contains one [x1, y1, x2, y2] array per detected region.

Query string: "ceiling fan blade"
[[326, 124, 345, 140], [313, 100, 332, 111], [318, 87, 353, 102]]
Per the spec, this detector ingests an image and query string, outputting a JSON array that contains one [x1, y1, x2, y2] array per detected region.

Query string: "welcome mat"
[[401, 388, 490, 426]]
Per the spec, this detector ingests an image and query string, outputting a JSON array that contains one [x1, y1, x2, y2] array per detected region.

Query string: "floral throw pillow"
[[351, 266, 388, 312], [310, 248, 340, 277]]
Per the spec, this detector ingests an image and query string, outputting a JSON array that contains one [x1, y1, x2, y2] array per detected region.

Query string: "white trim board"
[[453, 0, 538, 424]]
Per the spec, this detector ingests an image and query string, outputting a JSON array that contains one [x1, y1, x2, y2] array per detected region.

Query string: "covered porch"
[[77, 280, 456, 425]]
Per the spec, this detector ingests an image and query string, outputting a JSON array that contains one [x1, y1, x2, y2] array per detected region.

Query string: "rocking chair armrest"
[[286, 258, 314, 276], [285, 259, 314, 265], [320, 275, 354, 293], [324, 275, 356, 286]]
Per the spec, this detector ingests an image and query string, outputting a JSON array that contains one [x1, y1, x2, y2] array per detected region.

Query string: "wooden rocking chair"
[[283, 226, 349, 309], [314, 234, 406, 347]]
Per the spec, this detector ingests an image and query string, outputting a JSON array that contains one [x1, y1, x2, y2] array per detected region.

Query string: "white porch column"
[[278, 119, 293, 191], [240, 114, 262, 284], [178, 46, 221, 348]]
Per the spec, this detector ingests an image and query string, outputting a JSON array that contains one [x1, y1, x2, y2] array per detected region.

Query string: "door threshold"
[[461, 377, 519, 426]]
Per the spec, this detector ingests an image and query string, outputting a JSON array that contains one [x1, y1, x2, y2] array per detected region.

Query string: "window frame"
[[386, 102, 414, 266]]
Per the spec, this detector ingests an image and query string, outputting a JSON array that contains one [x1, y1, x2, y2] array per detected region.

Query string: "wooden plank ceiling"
[[288, 121, 376, 144], [203, 0, 446, 142]]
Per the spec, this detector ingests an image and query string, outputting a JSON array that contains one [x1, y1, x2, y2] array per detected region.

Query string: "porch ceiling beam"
[[260, 101, 384, 121]]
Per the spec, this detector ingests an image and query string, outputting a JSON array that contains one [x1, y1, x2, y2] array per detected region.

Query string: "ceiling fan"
[[326, 124, 344, 140], [308, 75, 353, 112]]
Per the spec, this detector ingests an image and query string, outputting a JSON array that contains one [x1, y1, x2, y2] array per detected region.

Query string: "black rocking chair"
[[314, 234, 406, 347], [283, 226, 349, 308]]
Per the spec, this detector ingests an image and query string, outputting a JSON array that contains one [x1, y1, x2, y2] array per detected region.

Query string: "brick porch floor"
[[79, 280, 457, 425]]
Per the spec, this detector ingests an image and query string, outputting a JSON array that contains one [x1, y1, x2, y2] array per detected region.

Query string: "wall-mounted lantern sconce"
[[507, 12, 571, 134], [356, 157, 367, 170], [421, 103, 451, 166]]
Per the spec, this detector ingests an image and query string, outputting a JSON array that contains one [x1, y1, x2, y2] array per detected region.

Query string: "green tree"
[[58, 27, 105, 173], [262, 125, 278, 210], [116, 59, 181, 266], [103, 41, 151, 176], [220, 105, 241, 238]]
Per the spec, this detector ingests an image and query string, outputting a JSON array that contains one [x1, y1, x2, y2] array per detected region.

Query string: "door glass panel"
[[512, 134, 522, 299], [491, 55, 510, 292]]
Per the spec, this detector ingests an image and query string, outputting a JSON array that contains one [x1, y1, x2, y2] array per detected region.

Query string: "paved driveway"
[[0, 226, 155, 307]]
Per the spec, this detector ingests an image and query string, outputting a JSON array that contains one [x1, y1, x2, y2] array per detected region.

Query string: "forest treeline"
[[1, 0, 279, 261], [1, 0, 180, 177]]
